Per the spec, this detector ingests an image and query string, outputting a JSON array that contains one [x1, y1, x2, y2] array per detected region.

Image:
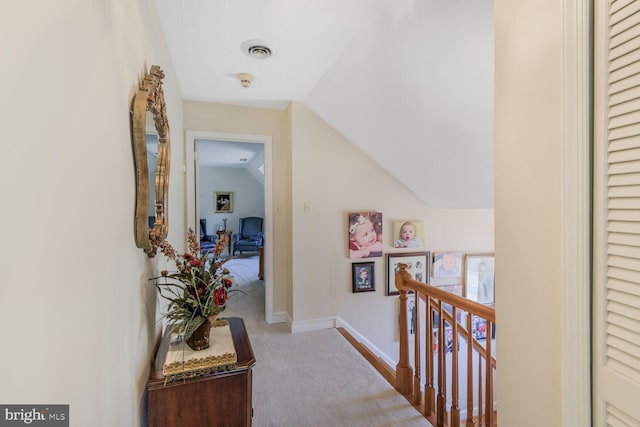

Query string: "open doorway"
[[185, 130, 275, 323]]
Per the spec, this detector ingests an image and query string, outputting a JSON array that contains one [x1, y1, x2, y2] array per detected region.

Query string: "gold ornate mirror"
[[131, 65, 170, 257]]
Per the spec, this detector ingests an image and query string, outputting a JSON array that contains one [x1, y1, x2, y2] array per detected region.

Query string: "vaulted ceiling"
[[155, 0, 494, 208]]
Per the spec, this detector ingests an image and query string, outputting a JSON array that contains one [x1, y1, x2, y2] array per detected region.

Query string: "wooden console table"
[[147, 317, 256, 427]]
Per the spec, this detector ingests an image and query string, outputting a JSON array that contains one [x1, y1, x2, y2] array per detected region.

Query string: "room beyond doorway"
[[185, 130, 275, 323]]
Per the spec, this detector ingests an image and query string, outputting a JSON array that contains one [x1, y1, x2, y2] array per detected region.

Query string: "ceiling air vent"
[[241, 40, 273, 59]]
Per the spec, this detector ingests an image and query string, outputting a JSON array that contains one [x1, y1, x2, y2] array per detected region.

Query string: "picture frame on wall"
[[386, 251, 429, 296], [471, 315, 496, 341], [436, 283, 465, 297], [393, 220, 425, 249], [431, 305, 464, 352], [348, 211, 383, 259], [430, 252, 463, 287], [464, 253, 495, 304], [214, 192, 233, 213], [352, 262, 375, 293], [407, 296, 416, 335]]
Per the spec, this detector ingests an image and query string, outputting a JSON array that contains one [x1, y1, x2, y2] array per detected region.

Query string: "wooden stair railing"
[[395, 264, 497, 427]]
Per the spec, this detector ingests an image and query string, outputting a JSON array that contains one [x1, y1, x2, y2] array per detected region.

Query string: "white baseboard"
[[335, 316, 397, 369], [290, 316, 337, 333], [267, 310, 288, 325], [286, 312, 293, 331]]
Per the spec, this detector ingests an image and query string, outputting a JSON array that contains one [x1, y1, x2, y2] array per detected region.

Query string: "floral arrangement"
[[154, 228, 233, 341]]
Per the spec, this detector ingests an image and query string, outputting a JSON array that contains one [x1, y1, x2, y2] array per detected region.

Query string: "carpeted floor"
[[221, 256, 432, 427], [221, 254, 261, 289]]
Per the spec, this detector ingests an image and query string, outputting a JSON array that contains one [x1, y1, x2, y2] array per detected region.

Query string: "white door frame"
[[185, 129, 275, 323], [561, 0, 591, 425]]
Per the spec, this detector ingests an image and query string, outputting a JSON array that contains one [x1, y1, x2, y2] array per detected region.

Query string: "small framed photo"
[[386, 251, 429, 296], [352, 262, 375, 293], [348, 211, 383, 259], [471, 315, 495, 341], [464, 253, 495, 304], [430, 252, 463, 286], [432, 306, 465, 352], [215, 192, 233, 213], [393, 220, 425, 249], [432, 326, 459, 353]]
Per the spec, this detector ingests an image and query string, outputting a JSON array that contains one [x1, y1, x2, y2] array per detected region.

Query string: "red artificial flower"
[[213, 287, 228, 306], [189, 259, 202, 267], [188, 283, 208, 298], [223, 278, 233, 288]]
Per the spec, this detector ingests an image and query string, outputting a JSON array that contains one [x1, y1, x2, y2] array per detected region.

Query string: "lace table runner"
[[162, 319, 237, 383]]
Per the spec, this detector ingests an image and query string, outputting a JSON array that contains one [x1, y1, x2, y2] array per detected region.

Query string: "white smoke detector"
[[237, 73, 254, 88]]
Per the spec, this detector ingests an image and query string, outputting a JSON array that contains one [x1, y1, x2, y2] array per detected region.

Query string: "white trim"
[[185, 130, 277, 323], [561, 0, 591, 426], [270, 311, 288, 325], [335, 316, 396, 368], [285, 312, 293, 332], [290, 316, 336, 333]]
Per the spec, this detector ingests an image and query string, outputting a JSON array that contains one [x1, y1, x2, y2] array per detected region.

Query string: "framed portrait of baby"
[[352, 262, 375, 293], [393, 220, 425, 249], [348, 211, 383, 259], [430, 252, 463, 286]]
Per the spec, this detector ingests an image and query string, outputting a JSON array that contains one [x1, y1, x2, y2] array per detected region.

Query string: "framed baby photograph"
[[393, 220, 425, 249], [352, 262, 375, 293], [348, 211, 383, 259], [386, 251, 429, 296], [214, 191, 233, 213], [430, 252, 463, 286], [464, 253, 495, 304]]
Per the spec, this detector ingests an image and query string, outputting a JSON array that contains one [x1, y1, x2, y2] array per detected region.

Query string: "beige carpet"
[[222, 256, 432, 427]]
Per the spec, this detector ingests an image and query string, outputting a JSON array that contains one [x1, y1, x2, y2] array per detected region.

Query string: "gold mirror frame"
[[132, 65, 170, 257]]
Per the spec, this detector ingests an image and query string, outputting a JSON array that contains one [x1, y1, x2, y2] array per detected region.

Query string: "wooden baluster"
[[395, 283, 413, 396], [478, 350, 484, 426], [413, 293, 422, 405], [425, 299, 435, 416], [466, 312, 474, 427], [437, 302, 446, 427], [392, 268, 496, 425], [450, 306, 460, 427], [485, 321, 493, 427]]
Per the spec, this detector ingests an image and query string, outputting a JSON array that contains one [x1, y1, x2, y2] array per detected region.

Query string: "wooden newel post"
[[395, 265, 413, 396]]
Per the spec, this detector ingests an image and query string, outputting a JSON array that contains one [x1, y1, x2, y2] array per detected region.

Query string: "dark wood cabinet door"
[[147, 317, 255, 427]]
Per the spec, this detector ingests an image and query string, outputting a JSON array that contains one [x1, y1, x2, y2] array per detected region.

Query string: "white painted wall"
[[0, 1, 184, 426], [290, 102, 494, 361], [246, 150, 265, 187], [198, 166, 265, 235], [306, 0, 494, 209], [495, 0, 563, 425], [184, 101, 292, 315]]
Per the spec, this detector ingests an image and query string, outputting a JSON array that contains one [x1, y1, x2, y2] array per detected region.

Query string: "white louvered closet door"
[[594, 1, 640, 425]]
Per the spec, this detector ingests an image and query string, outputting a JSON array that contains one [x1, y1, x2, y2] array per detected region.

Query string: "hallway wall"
[[184, 100, 292, 315], [495, 0, 564, 425], [290, 102, 494, 361], [0, 1, 185, 425], [199, 166, 265, 235]]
